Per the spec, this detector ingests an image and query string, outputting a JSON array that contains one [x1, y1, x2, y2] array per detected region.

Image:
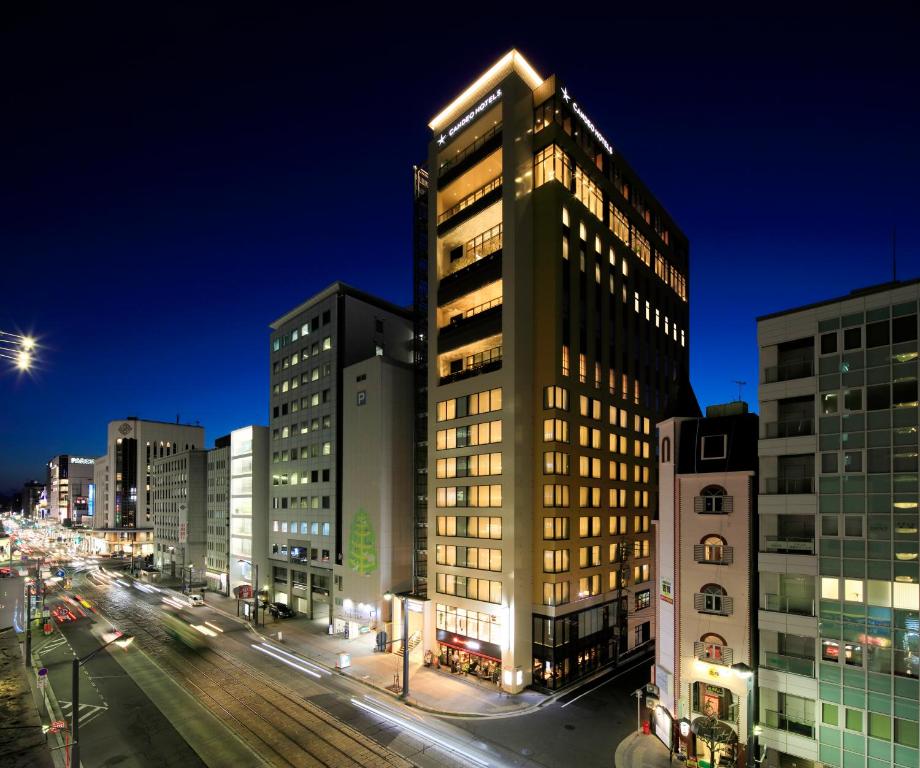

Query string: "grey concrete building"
[[152, 449, 208, 583], [206, 435, 231, 594], [267, 283, 413, 619]]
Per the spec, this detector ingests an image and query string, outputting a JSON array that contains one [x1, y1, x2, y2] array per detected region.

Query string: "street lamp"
[[72, 630, 133, 768], [732, 661, 755, 768], [0, 330, 37, 370], [383, 590, 410, 700]]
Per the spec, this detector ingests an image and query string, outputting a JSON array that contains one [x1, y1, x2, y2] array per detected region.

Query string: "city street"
[[64, 559, 650, 768]]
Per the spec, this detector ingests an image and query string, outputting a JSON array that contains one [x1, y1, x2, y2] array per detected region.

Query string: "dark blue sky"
[[1, 6, 918, 491]]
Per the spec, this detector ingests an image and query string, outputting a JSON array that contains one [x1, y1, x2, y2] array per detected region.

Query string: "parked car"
[[187, 593, 204, 607], [268, 601, 295, 618]]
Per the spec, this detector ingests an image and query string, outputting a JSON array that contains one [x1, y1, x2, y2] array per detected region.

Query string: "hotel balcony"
[[437, 175, 502, 236], [763, 419, 814, 439], [761, 593, 815, 617], [761, 710, 815, 739], [762, 477, 814, 495], [437, 123, 502, 187], [760, 514, 815, 555], [438, 234, 502, 305], [439, 335, 502, 385], [760, 650, 815, 678], [763, 359, 814, 384], [438, 296, 502, 354]]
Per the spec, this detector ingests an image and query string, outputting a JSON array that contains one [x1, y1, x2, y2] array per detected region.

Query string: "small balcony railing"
[[764, 359, 814, 383], [694, 641, 734, 667], [693, 544, 734, 565], [763, 536, 815, 555], [694, 593, 733, 616], [762, 709, 815, 739], [763, 477, 815, 495], [439, 123, 502, 175], [447, 296, 502, 325], [693, 496, 734, 514], [445, 224, 503, 278], [764, 419, 814, 439], [440, 346, 503, 385], [761, 650, 816, 678], [761, 593, 815, 617], [437, 177, 502, 225]]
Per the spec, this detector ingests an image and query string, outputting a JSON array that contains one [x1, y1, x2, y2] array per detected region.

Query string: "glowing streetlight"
[[0, 330, 38, 371]]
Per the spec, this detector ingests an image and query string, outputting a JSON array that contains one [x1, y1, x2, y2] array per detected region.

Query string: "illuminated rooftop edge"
[[429, 49, 543, 132]]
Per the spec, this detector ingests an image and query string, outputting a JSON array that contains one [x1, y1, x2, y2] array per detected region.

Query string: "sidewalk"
[[202, 590, 547, 717], [614, 731, 675, 768]]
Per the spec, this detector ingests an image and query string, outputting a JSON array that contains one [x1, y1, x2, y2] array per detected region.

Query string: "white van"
[[187, 593, 204, 607]]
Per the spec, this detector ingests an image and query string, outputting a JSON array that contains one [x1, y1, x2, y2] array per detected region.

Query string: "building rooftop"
[[757, 277, 920, 321], [429, 49, 543, 131], [110, 417, 204, 429], [269, 281, 411, 330]]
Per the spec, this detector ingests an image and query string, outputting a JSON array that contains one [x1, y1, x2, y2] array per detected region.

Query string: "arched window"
[[699, 583, 727, 614], [661, 436, 671, 463], [699, 632, 727, 662], [701, 534, 727, 563], [700, 485, 728, 514]]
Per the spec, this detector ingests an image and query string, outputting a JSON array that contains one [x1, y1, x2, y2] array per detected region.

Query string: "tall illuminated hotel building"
[[424, 51, 694, 692]]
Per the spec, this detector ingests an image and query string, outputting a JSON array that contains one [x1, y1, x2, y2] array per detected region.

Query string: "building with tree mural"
[[336, 354, 415, 638]]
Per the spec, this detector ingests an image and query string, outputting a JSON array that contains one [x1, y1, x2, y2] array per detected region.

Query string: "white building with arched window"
[[656, 402, 758, 767]]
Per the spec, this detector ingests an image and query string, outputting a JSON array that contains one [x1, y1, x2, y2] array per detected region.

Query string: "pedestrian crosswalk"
[[38, 636, 70, 655], [57, 701, 108, 727]]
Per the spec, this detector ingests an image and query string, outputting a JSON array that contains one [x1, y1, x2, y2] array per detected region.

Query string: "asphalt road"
[[34, 581, 205, 767], [71, 561, 651, 768], [461, 656, 651, 768]]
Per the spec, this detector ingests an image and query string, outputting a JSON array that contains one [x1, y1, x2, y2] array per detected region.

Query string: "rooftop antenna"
[[733, 380, 746, 403], [892, 226, 897, 282]]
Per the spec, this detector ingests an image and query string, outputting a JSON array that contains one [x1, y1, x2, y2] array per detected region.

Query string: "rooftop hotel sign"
[[437, 88, 502, 146], [561, 86, 613, 156]]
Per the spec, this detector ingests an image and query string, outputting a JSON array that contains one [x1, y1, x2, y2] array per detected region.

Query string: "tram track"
[[76, 570, 415, 768]]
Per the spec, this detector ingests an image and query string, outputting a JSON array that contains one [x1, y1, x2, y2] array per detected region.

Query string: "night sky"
[[2, 6, 918, 491]]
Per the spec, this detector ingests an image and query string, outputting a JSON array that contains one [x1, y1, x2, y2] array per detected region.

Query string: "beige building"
[[205, 436, 231, 594], [335, 355, 414, 636], [425, 50, 695, 693], [656, 404, 758, 766]]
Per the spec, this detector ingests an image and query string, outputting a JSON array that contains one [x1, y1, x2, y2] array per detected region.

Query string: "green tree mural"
[[348, 508, 378, 575]]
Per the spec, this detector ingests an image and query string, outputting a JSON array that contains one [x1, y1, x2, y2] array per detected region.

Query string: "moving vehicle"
[[268, 601, 295, 618], [187, 593, 204, 606]]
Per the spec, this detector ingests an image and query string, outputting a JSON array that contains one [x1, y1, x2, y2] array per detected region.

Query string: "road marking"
[[559, 654, 653, 709], [57, 701, 109, 727], [38, 636, 70, 654]]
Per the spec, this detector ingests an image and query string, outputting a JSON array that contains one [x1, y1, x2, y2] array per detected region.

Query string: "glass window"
[[821, 332, 838, 354], [822, 393, 839, 414], [822, 453, 838, 473], [843, 327, 862, 350], [822, 703, 839, 726], [865, 320, 890, 348], [821, 577, 840, 600], [895, 718, 919, 748], [868, 712, 891, 741], [845, 708, 862, 732]]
